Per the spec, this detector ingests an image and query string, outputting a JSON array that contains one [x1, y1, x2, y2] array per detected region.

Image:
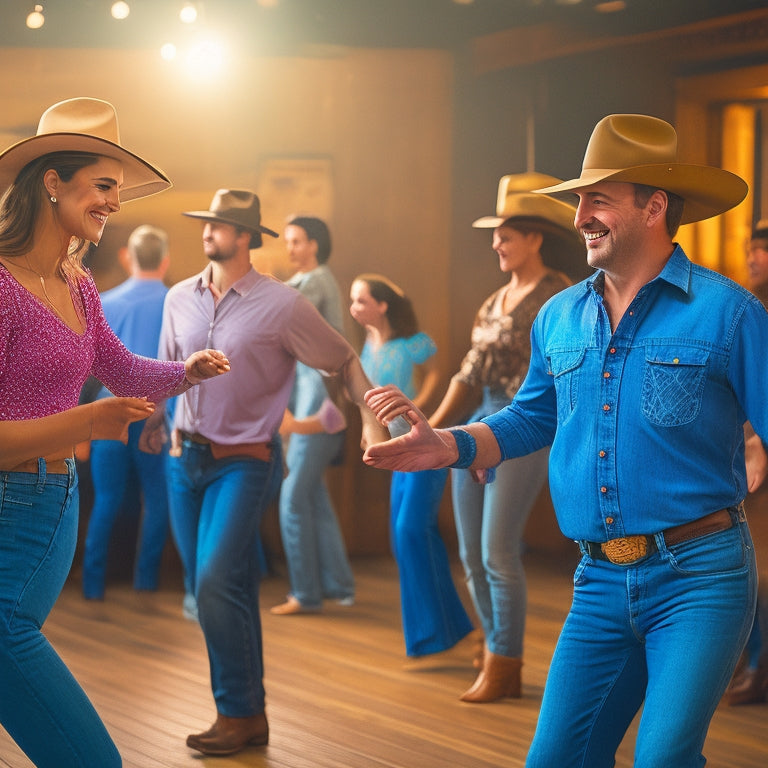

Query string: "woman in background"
[[272, 216, 355, 614], [429, 173, 585, 702], [349, 274, 474, 659]]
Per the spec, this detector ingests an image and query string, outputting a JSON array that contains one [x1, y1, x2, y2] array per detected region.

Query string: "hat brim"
[[183, 210, 280, 239], [472, 192, 577, 234], [0, 133, 171, 202], [535, 164, 748, 225]]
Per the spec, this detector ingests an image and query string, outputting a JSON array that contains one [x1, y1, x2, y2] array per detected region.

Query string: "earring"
[[50, 195, 57, 203]]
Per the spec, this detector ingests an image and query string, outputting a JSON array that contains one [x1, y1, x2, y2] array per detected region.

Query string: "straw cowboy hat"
[[183, 189, 279, 249], [0, 97, 171, 202], [535, 114, 748, 225]]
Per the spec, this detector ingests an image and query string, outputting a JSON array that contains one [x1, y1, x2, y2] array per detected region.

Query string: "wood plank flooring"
[[0, 553, 766, 767]]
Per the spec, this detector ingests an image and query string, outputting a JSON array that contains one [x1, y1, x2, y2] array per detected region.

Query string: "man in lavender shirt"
[[141, 189, 387, 757]]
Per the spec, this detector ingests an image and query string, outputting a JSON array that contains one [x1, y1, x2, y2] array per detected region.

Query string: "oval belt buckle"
[[601, 535, 648, 565]]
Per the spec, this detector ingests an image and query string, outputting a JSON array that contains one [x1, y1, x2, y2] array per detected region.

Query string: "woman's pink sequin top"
[[0, 264, 187, 420]]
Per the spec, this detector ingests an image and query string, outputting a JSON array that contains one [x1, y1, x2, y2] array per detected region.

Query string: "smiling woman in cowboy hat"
[[425, 171, 584, 702], [362, 113, 764, 766], [0, 97, 230, 768]]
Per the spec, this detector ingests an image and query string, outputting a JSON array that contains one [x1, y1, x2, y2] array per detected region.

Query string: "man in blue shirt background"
[[82, 225, 172, 600], [363, 114, 765, 767]]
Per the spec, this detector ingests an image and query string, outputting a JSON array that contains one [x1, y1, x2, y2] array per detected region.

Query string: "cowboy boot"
[[460, 647, 522, 703], [186, 712, 269, 756]]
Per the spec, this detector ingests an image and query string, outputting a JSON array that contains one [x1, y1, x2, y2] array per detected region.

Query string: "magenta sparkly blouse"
[[0, 264, 187, 420]]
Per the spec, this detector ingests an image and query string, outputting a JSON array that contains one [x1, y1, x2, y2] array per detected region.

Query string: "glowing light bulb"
[[160, 43, 177, 61], [111, 2, 130, 20], [180, 3, 198, 24], [26, 4, 45, 29]]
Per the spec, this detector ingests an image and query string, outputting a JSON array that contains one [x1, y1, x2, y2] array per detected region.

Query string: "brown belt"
[[583, 508, 735, 565], [178, 431, 272, 462], [3, 458, 71, 475]]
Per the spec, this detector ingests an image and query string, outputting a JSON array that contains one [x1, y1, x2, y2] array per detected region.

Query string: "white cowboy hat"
[[0, 97, 171, 202], [535, 114, 747, 224]]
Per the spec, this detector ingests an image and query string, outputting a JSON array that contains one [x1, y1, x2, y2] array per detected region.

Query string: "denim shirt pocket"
[[547, 347, 586, 425], [641, 344, 709, 427]]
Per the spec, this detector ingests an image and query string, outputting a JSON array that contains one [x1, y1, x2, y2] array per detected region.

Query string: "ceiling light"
[[26, 4, 45, 29], [160, 43, 177, 61], [180, 2, 198, 24], [111, 2, 130, 20]]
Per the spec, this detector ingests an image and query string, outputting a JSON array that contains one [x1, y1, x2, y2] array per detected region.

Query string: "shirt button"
[[603, 404, 611, 411], [605, 516, 614, 524], [600, 486, 608, 494], [609, 348, 616, 354], [603, 371, 611, 378], [599, 450, 606, 458]]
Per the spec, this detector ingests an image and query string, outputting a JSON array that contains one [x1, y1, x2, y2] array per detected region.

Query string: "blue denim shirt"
[[483, 245, 768, 541]]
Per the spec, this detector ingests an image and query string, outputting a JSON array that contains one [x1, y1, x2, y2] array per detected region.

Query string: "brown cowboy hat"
[[535, 114, 747, 225], [0, 97, 171, 202], [183, 189, 279, 249]]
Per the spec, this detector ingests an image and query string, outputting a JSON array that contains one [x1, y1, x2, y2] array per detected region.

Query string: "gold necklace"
[[3, 255, 68, 321]]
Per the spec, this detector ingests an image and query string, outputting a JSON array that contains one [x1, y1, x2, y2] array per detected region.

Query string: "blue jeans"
[[83, 420, 170, 597], [526, 511, 757, 768], [452, 388, 549, 658], [391, 468, 473, 656], [166, 440, 282, 715], [279, 431, 353, 607], [0, 459, 121, 767]]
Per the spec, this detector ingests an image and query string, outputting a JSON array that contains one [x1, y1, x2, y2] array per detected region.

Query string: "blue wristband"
[[449, 428, 477, 469]]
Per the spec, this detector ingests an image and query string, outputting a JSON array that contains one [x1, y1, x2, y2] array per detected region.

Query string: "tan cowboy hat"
[[0, 97, 171, 202], [183, 189, 279, 249], [472, 172, 589, 279], [472, 172, 578, 232], [535, 114, 747, 225]]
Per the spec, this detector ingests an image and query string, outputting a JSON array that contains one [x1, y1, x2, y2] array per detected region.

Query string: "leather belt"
[[179, 430, 211, 445], [178, 431, 272, 462], [582, 508, 735, 565], [3, 458, 71, 475]]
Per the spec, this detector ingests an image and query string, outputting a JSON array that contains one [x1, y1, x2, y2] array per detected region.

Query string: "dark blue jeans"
[[526, 511, 757, 768], [167, 440, 282, 715], [0, 459, 121, 767]]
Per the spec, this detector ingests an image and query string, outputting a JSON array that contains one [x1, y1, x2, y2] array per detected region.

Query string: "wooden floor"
[[0, 553, 766, 768]]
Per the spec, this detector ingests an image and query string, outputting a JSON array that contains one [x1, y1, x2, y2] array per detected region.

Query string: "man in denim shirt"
[[363, 114, 765, 767]]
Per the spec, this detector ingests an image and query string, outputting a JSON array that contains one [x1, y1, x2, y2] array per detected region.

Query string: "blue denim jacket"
[[484, 245, 768, 541]]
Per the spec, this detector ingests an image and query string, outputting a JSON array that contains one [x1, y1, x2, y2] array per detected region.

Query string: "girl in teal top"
[[350, 274, 473, 657]]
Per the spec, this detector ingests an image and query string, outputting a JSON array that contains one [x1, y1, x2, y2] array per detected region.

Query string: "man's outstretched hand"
[[362, 385, 457, 472]]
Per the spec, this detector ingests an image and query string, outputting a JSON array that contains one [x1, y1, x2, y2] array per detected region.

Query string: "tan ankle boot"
[[460, 649, 522, 703]]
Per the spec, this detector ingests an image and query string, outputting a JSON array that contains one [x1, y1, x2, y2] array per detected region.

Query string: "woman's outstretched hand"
[[184, 349, 231, 384], [90, 397, 156, 443], [362, 385, 458, 472]]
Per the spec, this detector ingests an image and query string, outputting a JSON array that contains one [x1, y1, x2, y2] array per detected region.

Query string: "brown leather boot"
[[460, 649, 522, 703], [186, 712, 269, 755]]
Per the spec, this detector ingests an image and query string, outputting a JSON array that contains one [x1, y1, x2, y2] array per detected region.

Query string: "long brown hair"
[[0, 151, 103, 278], [354, 273, 418, 340]]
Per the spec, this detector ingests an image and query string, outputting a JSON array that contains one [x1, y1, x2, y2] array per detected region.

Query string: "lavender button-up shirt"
[[159, 265, 353, 444]]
